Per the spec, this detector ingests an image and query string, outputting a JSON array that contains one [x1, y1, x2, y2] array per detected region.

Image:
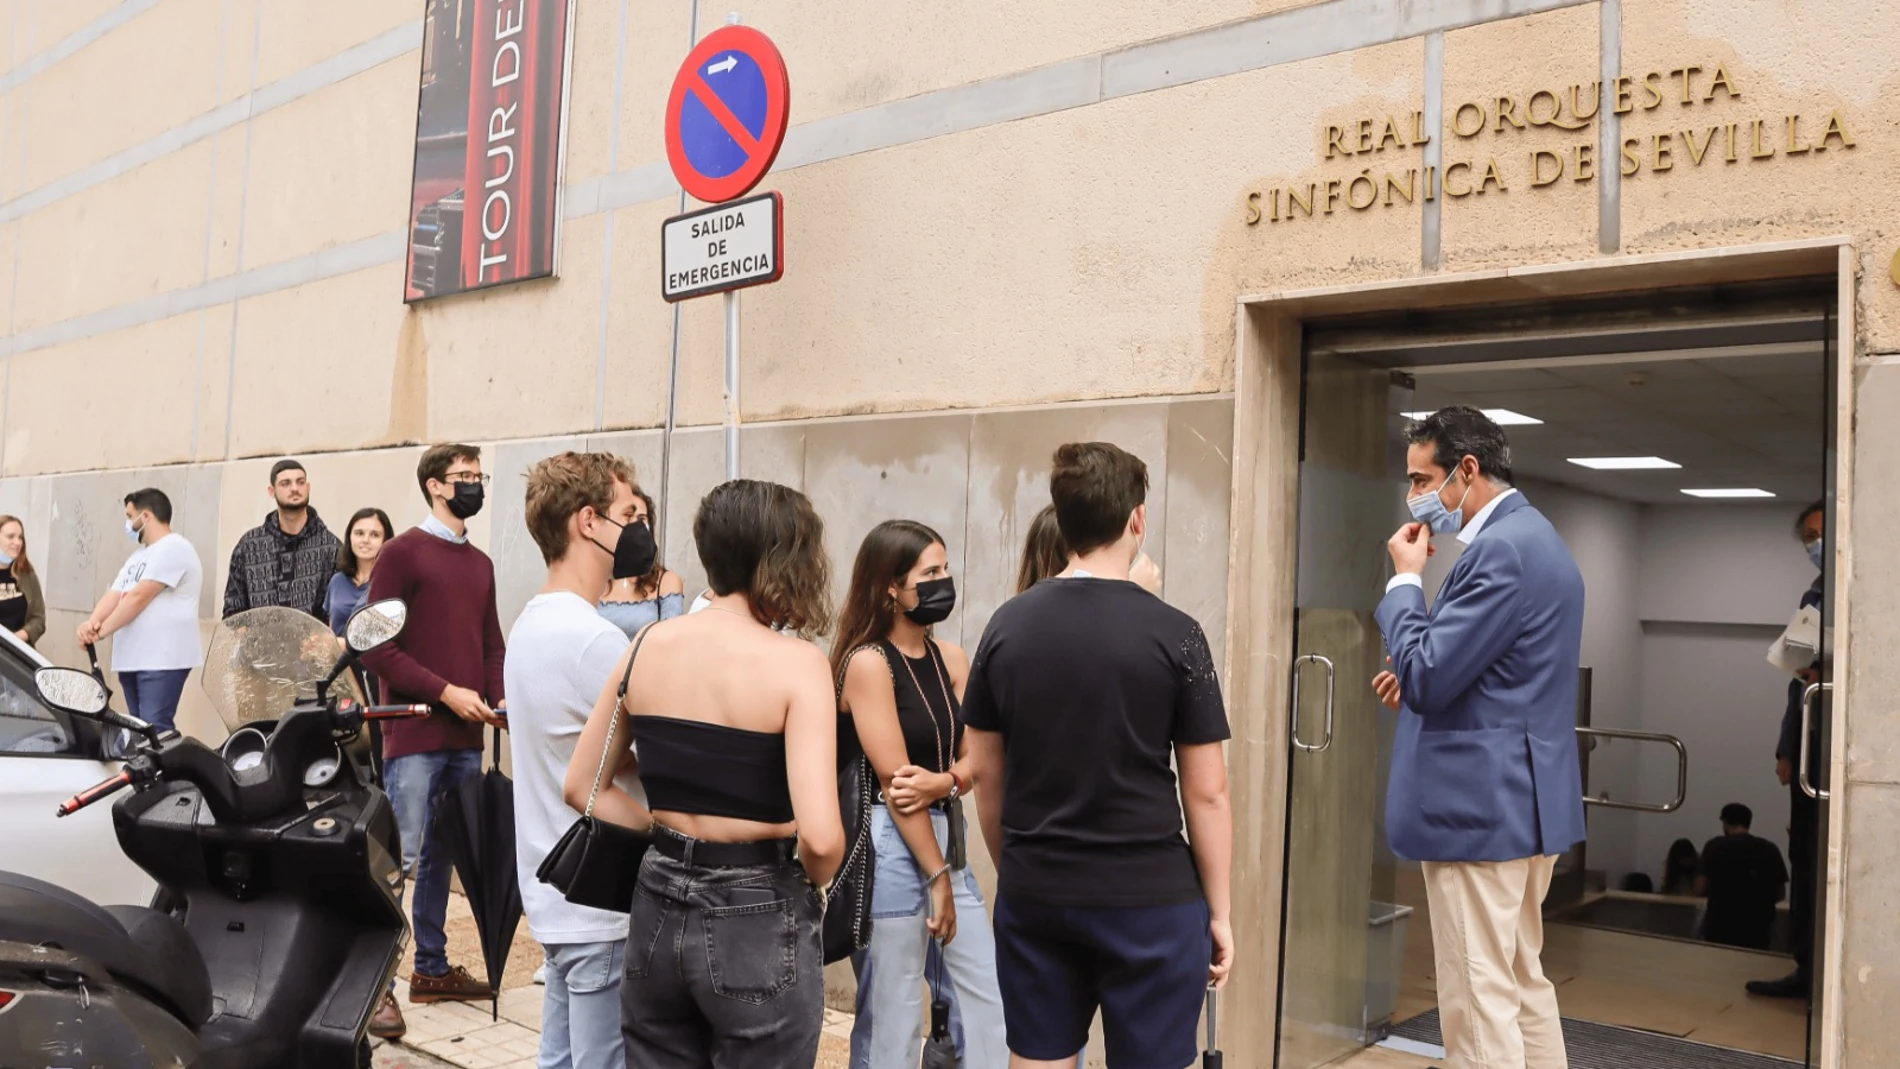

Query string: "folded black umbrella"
[[435, 725, 522, 1021], [921, 937, 958, 1069], [1203, 984, 1222, 1069]]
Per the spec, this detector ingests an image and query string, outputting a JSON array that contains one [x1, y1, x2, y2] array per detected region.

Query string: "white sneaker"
[[533, 963, 547, 985]]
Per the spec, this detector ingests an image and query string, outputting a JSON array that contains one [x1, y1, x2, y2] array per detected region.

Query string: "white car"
[[0, 631, 157, 906]]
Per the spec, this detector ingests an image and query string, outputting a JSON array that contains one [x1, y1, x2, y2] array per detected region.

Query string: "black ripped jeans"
[[621, 830, 825, 1068]]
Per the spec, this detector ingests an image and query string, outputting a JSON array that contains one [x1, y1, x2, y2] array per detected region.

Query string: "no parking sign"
[[664, 26, 790, 205]]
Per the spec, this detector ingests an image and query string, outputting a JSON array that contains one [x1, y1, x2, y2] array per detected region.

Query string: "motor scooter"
[[0, 599, 431, 1068]]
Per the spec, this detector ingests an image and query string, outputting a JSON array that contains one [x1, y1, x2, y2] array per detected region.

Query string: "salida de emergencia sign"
[[662, 192, 783, 302]]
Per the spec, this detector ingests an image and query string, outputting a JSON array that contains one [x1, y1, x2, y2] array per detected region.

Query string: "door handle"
[[1799, 682, 1832, 801], [1577, 727, 1688, 812], [1290, 654, 1336, 754]]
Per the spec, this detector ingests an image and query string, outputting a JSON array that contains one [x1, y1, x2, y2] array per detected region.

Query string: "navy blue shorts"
[[992, 896, 1211, 1069]]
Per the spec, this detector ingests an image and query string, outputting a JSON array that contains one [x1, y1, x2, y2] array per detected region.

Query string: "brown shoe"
[[368, 992, 406, 1040], [407, 964, 494, 1004]]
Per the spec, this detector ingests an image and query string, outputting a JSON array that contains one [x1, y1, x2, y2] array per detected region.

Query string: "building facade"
[[5, 0, 1897, 1065]]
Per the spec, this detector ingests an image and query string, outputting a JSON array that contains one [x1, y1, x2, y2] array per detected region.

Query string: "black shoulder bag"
[[824, 644, 881, 964], [536, 625, 655, 913]]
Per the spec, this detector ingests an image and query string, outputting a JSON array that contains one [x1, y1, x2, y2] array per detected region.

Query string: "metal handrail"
[[1289, 654, 1336, 754], [1799, 682, 1832, 801], [1577, 727, 1688, 812]]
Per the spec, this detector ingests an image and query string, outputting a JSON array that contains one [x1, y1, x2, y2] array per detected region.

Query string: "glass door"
[[1802, 301, 1838, 1065], [1275, 347, 1413, 1069]]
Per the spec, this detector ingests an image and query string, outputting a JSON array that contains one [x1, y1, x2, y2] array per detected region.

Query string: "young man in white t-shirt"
[[505, 452, 654, 1069], [78, 488, 205, 734]]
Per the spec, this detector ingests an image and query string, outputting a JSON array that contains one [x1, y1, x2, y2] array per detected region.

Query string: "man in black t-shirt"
[[1699, 803, 1789, 951], [965, 441, 1233, 1069]]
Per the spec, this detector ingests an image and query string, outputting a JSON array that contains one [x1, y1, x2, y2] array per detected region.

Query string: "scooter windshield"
[[203, 607, 362, 732]]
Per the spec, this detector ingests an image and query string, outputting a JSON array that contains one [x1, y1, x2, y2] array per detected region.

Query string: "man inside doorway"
[[1699, 803, 1789, 952], [1750, 499, 1827, 1000], [222, 458, 340, 619], [1372, 406, 1586, 1069]]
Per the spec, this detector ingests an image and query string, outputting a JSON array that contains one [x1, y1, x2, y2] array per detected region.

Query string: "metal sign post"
[[661, 17, 789, 486], [725, 289, 740, 479]]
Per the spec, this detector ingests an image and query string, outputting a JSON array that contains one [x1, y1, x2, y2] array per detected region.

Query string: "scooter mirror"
[[346, 599, 408, 654], [36, 666, 110, 717]]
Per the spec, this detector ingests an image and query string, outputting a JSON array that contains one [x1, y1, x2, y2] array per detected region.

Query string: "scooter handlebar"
[[56, 770, 132, 817], [362, 703, 432, 720]]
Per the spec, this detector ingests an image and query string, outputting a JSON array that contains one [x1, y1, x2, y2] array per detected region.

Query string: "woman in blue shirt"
[[598, 487, 685, 637], [326, 507, 394, 636], [326, 507, 393, 784]]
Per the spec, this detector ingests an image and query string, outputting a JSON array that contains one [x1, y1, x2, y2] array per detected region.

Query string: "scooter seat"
[[0, 871, 212, 1026]]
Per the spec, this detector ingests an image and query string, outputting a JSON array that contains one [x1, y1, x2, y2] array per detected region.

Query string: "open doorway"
[[1273, 281, 1835, 1069]]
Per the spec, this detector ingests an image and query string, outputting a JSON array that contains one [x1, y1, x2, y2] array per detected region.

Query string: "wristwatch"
[[947, 771, 964, 801]]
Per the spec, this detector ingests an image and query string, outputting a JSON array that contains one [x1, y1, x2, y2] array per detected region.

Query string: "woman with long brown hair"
[[1017, 502, 1162, 595], [566, 479, 843, 1068], [835, 520, 1004, 1069], [0, 515, 45, 646], [598, 487, 685, 637]]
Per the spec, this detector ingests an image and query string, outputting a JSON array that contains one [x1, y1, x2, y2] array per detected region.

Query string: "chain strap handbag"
[[535, 625, 655, 913], [824, 643, 882, 963]]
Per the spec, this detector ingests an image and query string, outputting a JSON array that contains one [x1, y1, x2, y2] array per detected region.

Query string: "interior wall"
[[1628, 504, 1819, 887]]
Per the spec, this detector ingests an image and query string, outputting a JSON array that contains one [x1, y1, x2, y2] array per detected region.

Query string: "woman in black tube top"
[[564, 479, 844, 1069]]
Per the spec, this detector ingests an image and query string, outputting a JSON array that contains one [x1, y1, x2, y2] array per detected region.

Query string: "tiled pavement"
[[372, 889, 853, 1069]]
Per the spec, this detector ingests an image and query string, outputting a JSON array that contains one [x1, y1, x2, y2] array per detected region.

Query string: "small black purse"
[[536, 625, 654, 914], [823, 646, 881, 964]]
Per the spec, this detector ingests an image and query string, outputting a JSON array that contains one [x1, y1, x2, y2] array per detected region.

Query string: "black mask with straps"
[[446, 481, 485, 520], [592, 516, 658, 580], [903, 577, 957, 626]]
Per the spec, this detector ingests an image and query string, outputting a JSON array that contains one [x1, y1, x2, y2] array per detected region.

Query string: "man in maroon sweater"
[[363, 443, 507, 1039]]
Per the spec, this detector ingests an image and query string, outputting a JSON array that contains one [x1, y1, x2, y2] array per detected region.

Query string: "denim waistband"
[[651, 824, 797, 869]]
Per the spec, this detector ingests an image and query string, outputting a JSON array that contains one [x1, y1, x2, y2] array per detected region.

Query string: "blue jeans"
[[851, 806, 1007, 1069], [118, 669, 190, 734], [540, 940, 626, 1069], [384, 748, 483, 978]]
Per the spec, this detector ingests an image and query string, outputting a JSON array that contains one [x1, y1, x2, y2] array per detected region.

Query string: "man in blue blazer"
[[1372, 406, 1586, 1069]]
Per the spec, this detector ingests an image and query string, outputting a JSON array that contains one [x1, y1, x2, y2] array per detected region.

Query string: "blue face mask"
[[1806, 539, 1824, 570], [1407, 470, 1473, 535]]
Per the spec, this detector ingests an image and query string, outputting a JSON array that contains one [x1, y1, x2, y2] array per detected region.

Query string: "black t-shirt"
[[1700, 832, 1788, 948], [962, 577, 1229, 907], [0, 566, 27, 634]]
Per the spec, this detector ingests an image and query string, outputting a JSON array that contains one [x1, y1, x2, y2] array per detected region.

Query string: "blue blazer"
[[1375, 493, 1588, 863]]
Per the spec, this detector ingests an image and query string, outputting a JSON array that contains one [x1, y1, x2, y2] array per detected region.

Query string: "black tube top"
[[630, 715, 795, 824]]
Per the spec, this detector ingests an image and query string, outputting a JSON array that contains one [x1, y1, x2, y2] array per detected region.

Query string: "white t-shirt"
[[110, 533, 205, 673], [504, 591, 636, 945]]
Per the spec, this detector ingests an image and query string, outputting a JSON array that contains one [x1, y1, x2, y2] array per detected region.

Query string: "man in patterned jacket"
[[222, 458, 341, 620]]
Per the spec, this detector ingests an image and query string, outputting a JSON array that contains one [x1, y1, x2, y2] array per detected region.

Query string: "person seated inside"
[[1661, 838, 1701, 896], [1698, 803, 1789, 952]]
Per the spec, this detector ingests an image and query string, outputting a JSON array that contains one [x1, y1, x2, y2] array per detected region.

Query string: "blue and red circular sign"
[[664, 26, 790, 204]]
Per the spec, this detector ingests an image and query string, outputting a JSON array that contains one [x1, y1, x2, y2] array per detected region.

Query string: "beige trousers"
[[1421, 854, 1568, 1069]]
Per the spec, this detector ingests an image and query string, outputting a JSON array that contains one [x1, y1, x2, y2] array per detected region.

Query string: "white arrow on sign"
[[707, 55, 737, 75]]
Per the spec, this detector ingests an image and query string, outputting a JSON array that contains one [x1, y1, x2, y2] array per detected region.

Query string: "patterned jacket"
[[222, 509, 341, 620]]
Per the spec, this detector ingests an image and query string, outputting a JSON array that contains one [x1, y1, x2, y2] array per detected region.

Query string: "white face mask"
[[125, 518, 144, 544]]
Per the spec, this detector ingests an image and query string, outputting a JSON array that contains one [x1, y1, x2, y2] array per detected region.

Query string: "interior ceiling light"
[[1404, 408, 1543, 426], [1567, 456, 1682, 470], [1681, 488, 1776, 499]]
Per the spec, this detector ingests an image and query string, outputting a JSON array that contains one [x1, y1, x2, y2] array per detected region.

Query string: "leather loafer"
[[408, 963, 495, 1004], [367, 992, 406, 1040]]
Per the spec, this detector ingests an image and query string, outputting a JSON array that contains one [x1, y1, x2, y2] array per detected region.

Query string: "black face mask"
[[903, 577, 957, 626], [446, 481, 485, 520], [594, 517, 657, 580]]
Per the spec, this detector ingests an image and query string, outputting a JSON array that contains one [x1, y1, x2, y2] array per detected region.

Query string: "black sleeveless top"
[[876, 638, 962, 774], [630, 715, 795, 824]]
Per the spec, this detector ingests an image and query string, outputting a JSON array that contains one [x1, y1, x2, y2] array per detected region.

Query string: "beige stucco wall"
[[5, 0, 1900, 1063]]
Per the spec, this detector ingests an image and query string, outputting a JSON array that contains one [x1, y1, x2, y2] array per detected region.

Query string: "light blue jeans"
[[851, 806, 1008, 1069], [539, 940, 626, 1069]]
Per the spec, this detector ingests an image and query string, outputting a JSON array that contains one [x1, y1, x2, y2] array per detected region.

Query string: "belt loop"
[[682, 836, 695, 867]]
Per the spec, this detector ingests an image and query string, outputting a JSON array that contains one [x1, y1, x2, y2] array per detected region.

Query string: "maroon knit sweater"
[[362, 528, 506, 760]]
